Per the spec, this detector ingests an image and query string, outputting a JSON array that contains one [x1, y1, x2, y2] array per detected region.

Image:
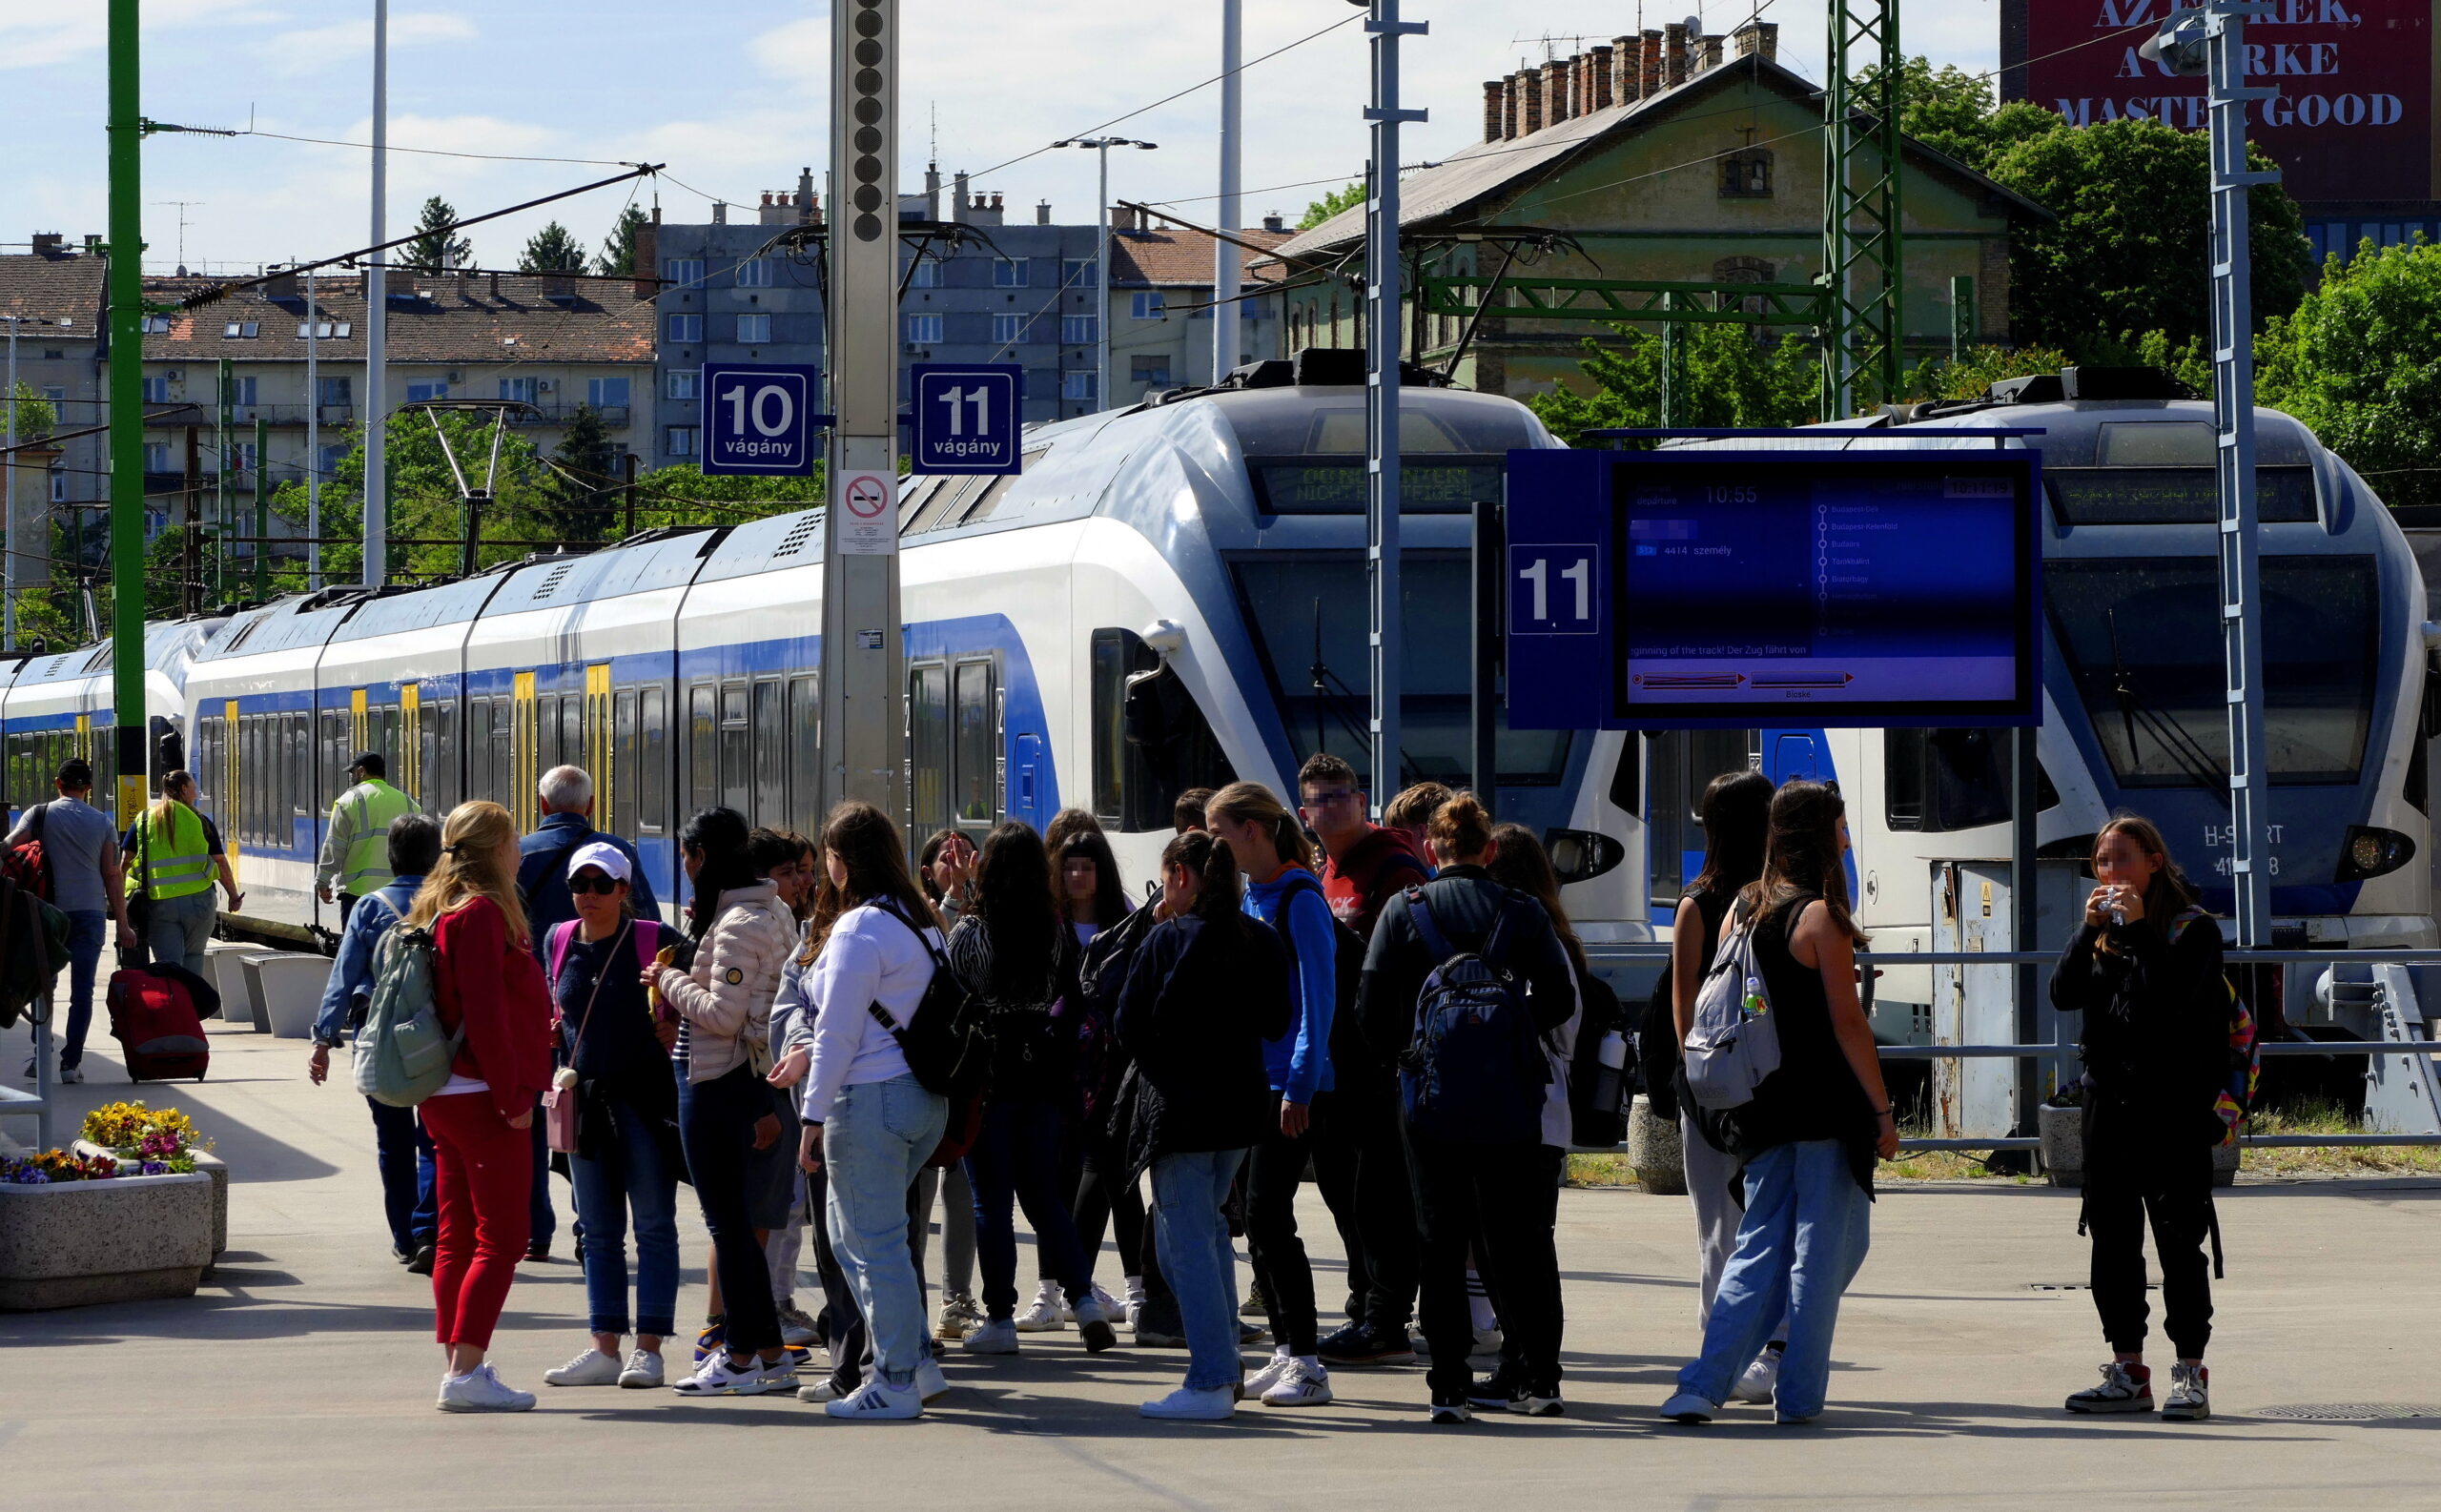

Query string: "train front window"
[[2047, 467, 2318, 525], [2047, 556, 2378, 787], [1231, 554, 1572, 788]]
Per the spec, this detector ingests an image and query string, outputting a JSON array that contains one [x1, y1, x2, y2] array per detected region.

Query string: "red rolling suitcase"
[[108, 963, 218, 1082]]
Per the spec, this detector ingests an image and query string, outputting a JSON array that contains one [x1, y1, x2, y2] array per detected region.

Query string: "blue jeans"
[[1150, 1149, 1246, 1392], [569, 1096, 682, 1338], [527, 1115, 556, 1252], [143, 889, 217, 980], [368, 1097, 437, 1253], [825, 1074, 949, 1389], [1676, 1139, 1872, 1420], [58, 909, 106, 1070], [965, 1097, 1095, 1320]]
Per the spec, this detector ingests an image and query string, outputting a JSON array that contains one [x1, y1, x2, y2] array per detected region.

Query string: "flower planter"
[[0, 1169, 213, 1310], [2041, 1103, 2241, 1190], [1627, 1094, 1687, 1195], [75, 1141, 227, 1257]]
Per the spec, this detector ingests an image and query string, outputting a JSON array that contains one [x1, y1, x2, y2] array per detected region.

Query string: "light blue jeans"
[[144, 889, 218, 980], [1675, 1138, 1871, 1420], [1150, 1148, 1246, 1392], [823, 1074, 950, 1390]]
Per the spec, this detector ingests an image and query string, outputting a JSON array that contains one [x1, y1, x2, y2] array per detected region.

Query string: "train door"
[[400, 683, 422, 805], [909, 663, 950, 842], [953, 657, 1000, 843], [788, 672, 819, 837], [512, 672, 538, 832], [585, 664, 614, 830], [1765, 729, 1823, 784]]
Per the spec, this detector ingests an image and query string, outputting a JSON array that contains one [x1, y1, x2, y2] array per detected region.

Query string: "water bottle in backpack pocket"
[[1680, 903, 1782, 1114], [1396, 887, 1550, 1146]]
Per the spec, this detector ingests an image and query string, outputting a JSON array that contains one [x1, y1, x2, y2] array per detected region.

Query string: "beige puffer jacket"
[[657, 880, 798, 1084]]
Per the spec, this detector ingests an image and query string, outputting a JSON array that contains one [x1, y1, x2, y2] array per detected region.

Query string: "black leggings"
[[678, 1065, 782, 1356], [1243, 1116, 1320, 1357], [2084, 1136, 2215, 1360], [1074, 1129, 1147, 1280]]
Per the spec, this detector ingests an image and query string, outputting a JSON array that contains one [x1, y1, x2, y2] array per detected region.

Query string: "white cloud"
[[266, 11, 477, 75], [0, 0, 287, 70]]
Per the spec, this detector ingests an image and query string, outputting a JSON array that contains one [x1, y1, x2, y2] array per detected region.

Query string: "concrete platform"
[[6, 1016, 2441, 1510]]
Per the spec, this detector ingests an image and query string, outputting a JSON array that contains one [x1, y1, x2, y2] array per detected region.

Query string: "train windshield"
[[1231, 554, 1572, 787], [1222, 388, 1536, 517], [2047, 466, 2318, 525], [2046, 556, 2379, 788]]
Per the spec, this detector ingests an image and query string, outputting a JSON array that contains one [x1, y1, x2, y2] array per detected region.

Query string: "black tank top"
[[1745, 893, 1874, 1160]]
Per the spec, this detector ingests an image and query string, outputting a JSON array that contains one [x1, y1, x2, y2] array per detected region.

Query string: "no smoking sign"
[[835, 468, 897, 556]]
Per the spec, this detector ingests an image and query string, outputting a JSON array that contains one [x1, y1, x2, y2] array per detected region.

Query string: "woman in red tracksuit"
[[407, 799, 556, 1413]]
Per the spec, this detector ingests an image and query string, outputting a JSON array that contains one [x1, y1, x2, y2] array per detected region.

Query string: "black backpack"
[[1563, 970, 1632, 1147], [867, 905, 992, 1100]]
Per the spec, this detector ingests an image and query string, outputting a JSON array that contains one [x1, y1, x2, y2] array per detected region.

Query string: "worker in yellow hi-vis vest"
[[126, 768, 243, 979], [317, 751, 421, 924]]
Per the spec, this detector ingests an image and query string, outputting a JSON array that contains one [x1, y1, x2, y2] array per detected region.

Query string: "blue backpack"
[[1397, 886, 1550, 1145]]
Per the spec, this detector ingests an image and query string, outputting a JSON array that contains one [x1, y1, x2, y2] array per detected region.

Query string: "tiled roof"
[[0, 253, 106, 332], [1106, 225, 1293, 289], [135, 272, 656, 365]]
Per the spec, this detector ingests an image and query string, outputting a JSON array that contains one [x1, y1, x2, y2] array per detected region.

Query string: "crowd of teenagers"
[[308, 753, 2233, 1425]]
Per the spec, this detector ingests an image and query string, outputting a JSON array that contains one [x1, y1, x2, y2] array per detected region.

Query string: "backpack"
[[2171, 907, 2260, 1147], [1639, 888, 1731, 1122], [1681, 901, 1783, 1113], [1396, 885, 1550, 1145], [870, 904, 993, 1101], [2, 803, 56, 904], [1564, 970, 1633, 1147], [1273, 869, 1369, 1077], [1075, 903, 1160, 1127], [351, 922, 464, 1108]]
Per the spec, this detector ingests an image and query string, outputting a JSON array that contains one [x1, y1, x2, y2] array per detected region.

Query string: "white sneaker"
[[915, 1357, 951, 1403], [1659, 1391, 1715, 1423], [1015, 1279, 1065, 1332], [1123, 1277, 1146, 1331], [437, 1362, 536, 1413], [935, 1290, 984, 1341], [544, 1346, 624, 1387], [1730, 1348, 1782, 1404], [1073, 1297, 1119, 1354], [1067, 1281, 1118, 1322], [797, 1378, 851, 1402], [57, 1065, 84, 1085], [2162, 1362, 2210, 1421], [960, 1318, 1020, 1355], [825, 1378, 922, 1420], [673, 1352, 782, 1397], [617, 1350, 665, 1389], [778, 1304, 819, 1348], [1140, 1384, 1237, 1420], [1244, 1350, 1296, 1397], [1470, 1325, 1504, 1359], [1261, 1358, 1334, 1407]]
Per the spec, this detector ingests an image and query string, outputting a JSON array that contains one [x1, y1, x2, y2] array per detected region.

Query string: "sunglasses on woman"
[[568, 874, 625, 895]]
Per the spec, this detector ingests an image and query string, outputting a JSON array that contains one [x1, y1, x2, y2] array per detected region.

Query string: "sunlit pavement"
[[6, 1015, 2441, 1511]]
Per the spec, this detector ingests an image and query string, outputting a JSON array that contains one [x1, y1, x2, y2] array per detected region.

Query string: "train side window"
[[1884, 728, 2060, 833], [789, 674, 819, 835], [752, 679, 786, 826], [490, 696, 515, 804], [1090, 629, 1158, 824], [910, 664, 949, 837], [719, 681, 750, 817], [289, 711, 311, 842], [560, 694, 582, 782], [688, 684, 718, 815], [434, 698, 459, 811], [467, 697, 492, 802], [1116, 661, 1239, 833], [614, 690, 639, 836], [953, 661, 995, 827], [641, 685, 668, 836]]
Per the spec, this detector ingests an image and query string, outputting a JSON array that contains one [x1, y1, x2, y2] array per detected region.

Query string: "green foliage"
[[518, 221, 587, 275], [595, 207, 651, 277], [1298, 181, 1365, 231], [2257, 237, 2441, 512], [1897, 343, 2076, 402], [404, 196, 472, 272], [6, 381, 56, 439], [1527, 323, 1819, 443], [544, 406, 619, 543], [1987, 117, 2309, 360]]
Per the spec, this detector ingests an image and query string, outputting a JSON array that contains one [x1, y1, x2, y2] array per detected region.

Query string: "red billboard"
[[2006, 0, 2435, 204]]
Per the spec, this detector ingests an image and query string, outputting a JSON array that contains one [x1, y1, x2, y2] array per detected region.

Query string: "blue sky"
[[0, 1, 2000, 273]]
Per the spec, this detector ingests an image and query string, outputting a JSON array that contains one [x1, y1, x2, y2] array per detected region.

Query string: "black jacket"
[[1116, 913, 1291, 1162], [1355, 866, 1577, 1066], [2050, 911, 2229, 1148]]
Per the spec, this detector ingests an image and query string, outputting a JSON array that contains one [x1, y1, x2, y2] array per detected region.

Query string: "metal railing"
[[0, 1010, 55, 1150]]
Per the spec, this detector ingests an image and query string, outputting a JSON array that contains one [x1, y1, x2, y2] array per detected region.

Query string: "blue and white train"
[[2, 369, 1642, 953]]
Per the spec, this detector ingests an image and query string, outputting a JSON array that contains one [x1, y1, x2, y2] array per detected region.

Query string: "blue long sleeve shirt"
[[1245, 866, 1339, 1103], [519, 813, 658, 961], [312, 873, 423, 1047]]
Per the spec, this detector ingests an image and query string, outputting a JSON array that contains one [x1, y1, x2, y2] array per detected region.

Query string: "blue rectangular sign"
[[1505, 447, 2041, 730], [910, 363, 1024, 475], [702, 362, 823, 477]]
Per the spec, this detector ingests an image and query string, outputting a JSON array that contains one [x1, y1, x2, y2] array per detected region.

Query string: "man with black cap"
[[316, 750, 421, 924]]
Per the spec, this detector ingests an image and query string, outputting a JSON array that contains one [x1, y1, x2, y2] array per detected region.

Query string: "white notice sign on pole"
[[836, 469, 898, 556]]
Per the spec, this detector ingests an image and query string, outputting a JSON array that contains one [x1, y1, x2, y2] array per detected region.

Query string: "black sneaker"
[[405, 1244, 436, 1276], [1467, 1366, 1519, 1410], [1428, 1395, 1472, 1425], [1318, 1320, 1416, 1368]]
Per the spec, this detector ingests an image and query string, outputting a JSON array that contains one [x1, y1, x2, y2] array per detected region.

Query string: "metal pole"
[[2012, 725, 2041, 1133], [1471, 499, 1502, 812], [2205, 0, 2277, 948], [306, 265, 320, 589], [363, 0, 388, 587], [4, 317, 17, 648], [182, 426, 200, 616], [623, 450, 637, 540], [1213, 0, 1243, 383], [1950, 273, 1975, 364], [821, 0, 906, 818], [1097, 145, 1111, 412], [215, 357, 231, 597], [253, 413, 269, 600], [107, 0, 147, 833], [1364, 0, 1426, 815]]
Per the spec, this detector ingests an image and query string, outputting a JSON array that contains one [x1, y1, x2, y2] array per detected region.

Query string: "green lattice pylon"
[[1820, 0, 1903, 418]]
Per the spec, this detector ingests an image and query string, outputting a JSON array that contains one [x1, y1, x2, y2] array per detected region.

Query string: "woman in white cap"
[[538, 841, 686, 1391]]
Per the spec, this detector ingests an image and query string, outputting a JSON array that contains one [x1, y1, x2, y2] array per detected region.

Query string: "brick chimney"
[[634, 219, 659, 299], [1575, 52, 1596, 116], [1503, 72, 1523, 136], [1485, 79, 1506, 142], [31, 233, 64, 258], [1641, 31, 1664, 96], [1755, 21, 1779, 61], [1036, 199, 1053, 225], [1664, 23, 1689, 86], [1612, 36, 1640, 102], [951, 170, 970, 224], [1520, 67, 1544, 133], [798, 167, 816, 225], [1542, 59, 1569, 125], [1701, 34, 1724, 71], [1590, 45, 1615, 111]]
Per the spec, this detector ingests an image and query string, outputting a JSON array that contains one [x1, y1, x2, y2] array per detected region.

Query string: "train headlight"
[[2336, 826, 2417, 882], [1544, 828, 1623, 885]]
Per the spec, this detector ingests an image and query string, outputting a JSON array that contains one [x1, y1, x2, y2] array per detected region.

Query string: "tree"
[[1527, 323, 1819, 443], [404, 195, 473, 272], [2257, 236, 2441, 512], [595, 206, 651, 277], [5, 381, 55, 440], [1987, 117, 2309, 361], [544, 405, 619, 543], [1298, 181, 1364, 231], [1857, 56, 2063, 174], [518, 221, 587, 275]]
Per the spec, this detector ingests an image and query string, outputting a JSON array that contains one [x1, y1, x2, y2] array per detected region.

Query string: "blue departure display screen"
[[1611, 454, 2037, 725]]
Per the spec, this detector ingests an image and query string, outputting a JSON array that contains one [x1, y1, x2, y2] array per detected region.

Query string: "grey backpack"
[[1680, 901, 1782, 1113]]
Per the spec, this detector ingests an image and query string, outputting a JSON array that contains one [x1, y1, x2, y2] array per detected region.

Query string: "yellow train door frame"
[[221, 700, 239, 865], [350, 687, 368, 757], [512, 672, 538, 832], [585, 664, 613, 830], [400, 683, 421, 803]]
